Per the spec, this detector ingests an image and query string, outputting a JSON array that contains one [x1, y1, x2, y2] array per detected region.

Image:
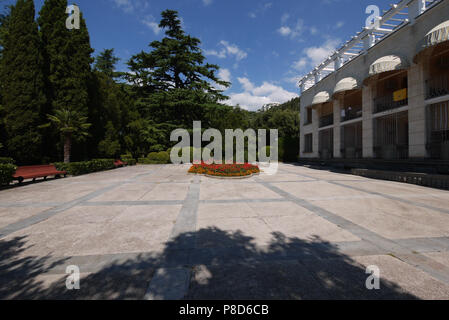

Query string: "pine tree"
[[127, 10, 230, 103], [0, 0, 46, 164], [94, 48, 120, 78]]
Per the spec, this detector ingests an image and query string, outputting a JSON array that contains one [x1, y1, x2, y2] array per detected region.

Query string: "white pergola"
[[298, 0, 442, 93]]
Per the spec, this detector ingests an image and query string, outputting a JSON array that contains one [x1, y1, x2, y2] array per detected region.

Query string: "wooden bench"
[[114, 160, 127, 168], [13, 165, 67, 184]]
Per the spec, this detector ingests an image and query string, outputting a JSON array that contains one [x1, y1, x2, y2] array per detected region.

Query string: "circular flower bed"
[[188, 162, 260, 178]]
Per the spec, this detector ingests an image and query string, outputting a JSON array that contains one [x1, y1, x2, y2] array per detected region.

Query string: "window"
[[305, 107, 313, 125], [304, 134, 313, 153]]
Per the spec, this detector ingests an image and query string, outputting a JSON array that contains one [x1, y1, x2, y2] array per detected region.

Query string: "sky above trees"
[[2, 0, 396, 110]]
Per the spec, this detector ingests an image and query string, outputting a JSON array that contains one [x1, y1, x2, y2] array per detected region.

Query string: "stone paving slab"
[[1, 164, 449, 299]]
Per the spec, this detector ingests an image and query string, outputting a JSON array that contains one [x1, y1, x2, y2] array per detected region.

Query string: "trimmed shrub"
[[0, 157, 15, 165], [0, 164, 17, 185], [54, 159, 115, 176], [140, 151, 170, 164], [120, 154, 136, 166]]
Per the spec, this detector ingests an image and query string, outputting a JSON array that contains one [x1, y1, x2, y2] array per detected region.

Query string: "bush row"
[[0, 164, 17, 185], [138, 147, 278, 165], [0, 157, 15, 165], [120, 154, 137, 166], [54, 159, 115, 176]]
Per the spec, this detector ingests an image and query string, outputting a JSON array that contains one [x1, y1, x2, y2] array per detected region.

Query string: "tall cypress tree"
[[0, 0, 45, 164], [39, 0, 93, 115], [39, 0, 94, 160]]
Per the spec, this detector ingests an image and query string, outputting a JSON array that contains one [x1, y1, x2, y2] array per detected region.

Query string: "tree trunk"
[[64, 133, 72, 163]]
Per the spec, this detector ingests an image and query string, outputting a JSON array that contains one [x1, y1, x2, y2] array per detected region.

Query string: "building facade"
[[299, 0, 449, 162]]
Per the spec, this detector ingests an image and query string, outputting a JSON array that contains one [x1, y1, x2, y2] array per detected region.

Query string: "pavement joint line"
[[5, 237, 449, 277], [0, 170, 158, 239], [0, 202, 64, 208], [279, 166, 449, 215], [144, 175, 201, 300], [329, 180, 449, 215], [256, 177, 449, 286], [199, 198, 289, 204], [81, 200, 185, 206]]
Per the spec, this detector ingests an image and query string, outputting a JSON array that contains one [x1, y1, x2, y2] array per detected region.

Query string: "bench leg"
[[43, 176, 47, 181], [18, 177, 24, 184]]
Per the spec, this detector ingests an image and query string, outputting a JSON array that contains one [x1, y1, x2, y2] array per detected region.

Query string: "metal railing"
[[341, 107, 362, 122], [319, 114, 334, 128], [374, 95, 408, 113], [426, 74, 449, 100]]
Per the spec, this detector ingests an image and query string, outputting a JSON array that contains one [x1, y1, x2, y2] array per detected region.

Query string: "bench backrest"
[[15, 165, 59, 174]]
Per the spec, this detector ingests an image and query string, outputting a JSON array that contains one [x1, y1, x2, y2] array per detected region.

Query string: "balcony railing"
[[426, 74, 449, 100], [341, 107, 362, 122], [319, 114, 334, 128], [374, 95, 408, 114]]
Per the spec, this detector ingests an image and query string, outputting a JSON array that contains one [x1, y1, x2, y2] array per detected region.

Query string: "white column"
[[363, 33, 375, 53], [362, 84, 374, 158], [312, 106, 320, 158], [334, 55, 344, 70], [314, 72, 322, 83], [408, 63, 427, 158], [333, 98, 342, 158], [408, 0, 426, 24]]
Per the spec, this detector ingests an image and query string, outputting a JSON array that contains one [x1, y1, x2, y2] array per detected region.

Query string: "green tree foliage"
[[38, 0, 94, 115], [42, 109, 91, 163], [127, 10, 229, 102], [98, 121, 121, 158], [0, 0, 46, 164], [94, 48, 120, 78]]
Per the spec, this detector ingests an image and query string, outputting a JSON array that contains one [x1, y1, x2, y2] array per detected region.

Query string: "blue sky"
[[5, 0, 396, 110]]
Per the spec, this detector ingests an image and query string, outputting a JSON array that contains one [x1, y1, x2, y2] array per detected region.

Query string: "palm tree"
[[42, 109, 91, 163]]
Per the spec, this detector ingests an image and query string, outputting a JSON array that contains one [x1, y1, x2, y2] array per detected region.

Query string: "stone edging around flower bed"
[[188, 172, 260, 179]]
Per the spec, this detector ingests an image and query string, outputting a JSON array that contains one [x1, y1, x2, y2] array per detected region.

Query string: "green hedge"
[[54, 159, 115, 176], [0, 157, 15, 165], [139, 151, 170, 164], [120, 154, 137, 166], [0, 164, 17, 185]]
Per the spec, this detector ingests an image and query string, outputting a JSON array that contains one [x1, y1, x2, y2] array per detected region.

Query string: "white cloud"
[[112, 0, 149, 13], [277, 26, 292, 36], [249, 2, 273, 19], [277, 19, 304, 39], [218, 68, 231, 83], [281, 13, 290, 24], [336, 21, 345, 28], [202, 0, 213, 6], [293, 38, 341, 72], [224, 77, 298, 111], [214, 68, 232, 91], [141, 15, 162, 35], [205, 41, 248, 61]]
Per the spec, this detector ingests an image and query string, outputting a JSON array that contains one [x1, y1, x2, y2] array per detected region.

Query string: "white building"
[[299, 0, 449, 165]]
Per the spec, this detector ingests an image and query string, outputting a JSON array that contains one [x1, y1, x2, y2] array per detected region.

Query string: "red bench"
[[13, 165, 67, 184], [114, 160, 127, 168]]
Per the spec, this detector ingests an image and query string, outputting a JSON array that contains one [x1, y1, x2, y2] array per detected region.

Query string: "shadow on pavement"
[[0, 228, 417, 300]]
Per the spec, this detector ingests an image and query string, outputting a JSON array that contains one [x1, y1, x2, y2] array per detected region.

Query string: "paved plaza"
[[1, 164, 449, 299]]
